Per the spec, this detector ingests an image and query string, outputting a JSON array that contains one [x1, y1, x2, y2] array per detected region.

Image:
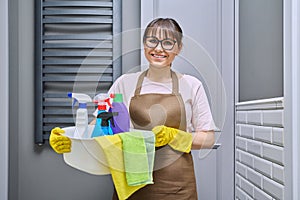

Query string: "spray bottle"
[[68, 92, 92, 138], [91, 94, 118, 137], [109, 93, 130, 134]]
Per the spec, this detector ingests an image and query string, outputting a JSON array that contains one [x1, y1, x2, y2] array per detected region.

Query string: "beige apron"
[[112, 70, 197, 200]]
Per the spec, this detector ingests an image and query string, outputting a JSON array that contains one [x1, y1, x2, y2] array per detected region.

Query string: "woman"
[[107, 18, 215, 199], [51, 18, 216, 199]]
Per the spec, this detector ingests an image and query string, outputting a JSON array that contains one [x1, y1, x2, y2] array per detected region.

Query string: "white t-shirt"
[[96, 71, 216, 132]]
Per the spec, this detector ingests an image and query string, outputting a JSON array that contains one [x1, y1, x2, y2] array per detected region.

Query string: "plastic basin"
[[62, 125, 110, 175]]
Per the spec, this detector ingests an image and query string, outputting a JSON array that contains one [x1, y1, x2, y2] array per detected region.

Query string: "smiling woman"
[[106, 18, 216, 200]]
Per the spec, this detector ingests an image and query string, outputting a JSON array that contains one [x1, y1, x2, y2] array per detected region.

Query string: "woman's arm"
[[192, 130, 215, 149], [89, 118, 96, 125]]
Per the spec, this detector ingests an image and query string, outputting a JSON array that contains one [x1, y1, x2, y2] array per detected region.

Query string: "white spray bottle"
[[68, 92, 92, 138]]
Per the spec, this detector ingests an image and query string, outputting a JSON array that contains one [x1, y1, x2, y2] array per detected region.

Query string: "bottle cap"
[[113, 93, 123, 103], [98, 105, 106, 110]]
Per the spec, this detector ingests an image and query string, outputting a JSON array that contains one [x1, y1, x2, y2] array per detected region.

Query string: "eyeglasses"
[[144, 36, 177, 50]]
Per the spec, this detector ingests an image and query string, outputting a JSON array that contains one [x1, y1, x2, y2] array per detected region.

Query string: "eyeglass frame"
[[143, 36, 177, 51]]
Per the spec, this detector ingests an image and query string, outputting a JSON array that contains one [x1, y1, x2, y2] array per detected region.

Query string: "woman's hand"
[[191, 131, 215, 149], [89, 118, 96, 125], [49, 127, 71, 154], [152, 125, 172, 146], [152, 125, 193, 153]]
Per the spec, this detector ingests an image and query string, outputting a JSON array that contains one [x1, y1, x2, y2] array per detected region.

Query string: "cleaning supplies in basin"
[[91, 93, 117, 137]]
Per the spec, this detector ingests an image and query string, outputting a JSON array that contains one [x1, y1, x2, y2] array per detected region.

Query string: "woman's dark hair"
[[143, 18, 183, 47]]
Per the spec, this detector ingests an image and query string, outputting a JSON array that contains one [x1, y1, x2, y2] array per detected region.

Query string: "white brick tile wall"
[[247, 111, 262, 125], [262, 143, 284, 165], [236, 98, 284, 200], [237, 111, 247, 123], [272, 127, 284, 146], [247, 167, 263, 188], [272, 163, 284, 184], [254, 126, 272, 143], [236, 186, 248, 200], [247, 140, 262, 157], [236, 162, 247, 177], [263, 176, 284, 200], [253, 156, 272, 178], [253, 187, 273, 200], [236, 149, 242, 162], [240, 125, 254, 139], [236, 124, 241, 136], [240, 151, 254, 168], [236, 136, 247, 151], [236, 174, 242, 187], [241, 176, 255, 197], [262, 110, 284, 127]]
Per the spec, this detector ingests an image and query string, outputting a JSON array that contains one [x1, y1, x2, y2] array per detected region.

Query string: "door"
[[141, 0, 235, 199], [0, 0, 9, 199]]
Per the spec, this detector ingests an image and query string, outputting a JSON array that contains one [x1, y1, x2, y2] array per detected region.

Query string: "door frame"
[[284, 0, 300, 199], [0, 0, 9, 199]]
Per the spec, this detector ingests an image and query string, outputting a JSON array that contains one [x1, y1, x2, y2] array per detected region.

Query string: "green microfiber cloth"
[[119, 131, 155, 186], [141, 131, 155, 184]]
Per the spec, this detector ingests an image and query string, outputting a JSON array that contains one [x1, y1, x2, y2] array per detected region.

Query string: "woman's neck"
[[146, 66, 172, 82]]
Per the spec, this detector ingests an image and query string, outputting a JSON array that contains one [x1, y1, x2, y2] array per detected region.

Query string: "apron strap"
[[134, 70, 147, 95], [134, 69, 180, 95], [171, 70, 179, 95]]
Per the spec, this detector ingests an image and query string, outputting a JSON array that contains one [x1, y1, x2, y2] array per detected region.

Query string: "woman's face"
[[144, 30, 181, 69]]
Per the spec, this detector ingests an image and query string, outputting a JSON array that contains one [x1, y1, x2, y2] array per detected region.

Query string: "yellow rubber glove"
[[49, 127, 71, 154], [152, 125, 192, 153], [152, 126, 172, 147]]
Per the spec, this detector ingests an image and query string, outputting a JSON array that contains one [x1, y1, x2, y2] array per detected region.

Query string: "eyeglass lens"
[[145, 37, 176, 50]]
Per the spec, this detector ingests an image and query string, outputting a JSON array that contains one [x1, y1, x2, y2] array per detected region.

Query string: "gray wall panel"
[[9, 0, 140, 199], [239, 0, 283, 102]]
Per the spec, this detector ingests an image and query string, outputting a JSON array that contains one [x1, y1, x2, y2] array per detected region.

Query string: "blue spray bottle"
[[91, 94, 117, 137], [68, 92, 92, 138]]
